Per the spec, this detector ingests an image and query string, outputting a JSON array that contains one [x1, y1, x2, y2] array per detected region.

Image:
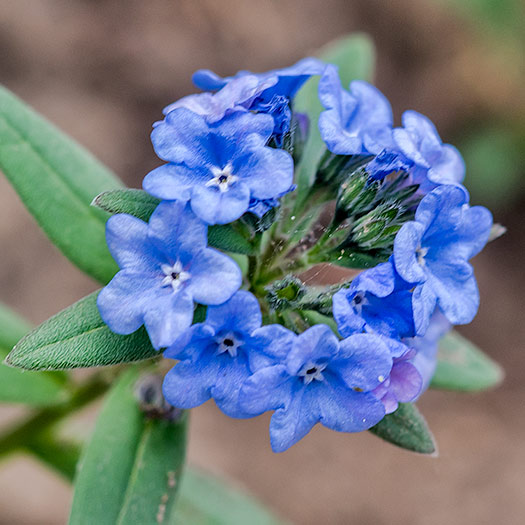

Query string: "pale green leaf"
[[431, 331, 504, 391], [69, 369, 187, 525], [0, 85, 122, 283]]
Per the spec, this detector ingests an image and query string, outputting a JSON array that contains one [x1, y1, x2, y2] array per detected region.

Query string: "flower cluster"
[[98, 57, 493, 452]]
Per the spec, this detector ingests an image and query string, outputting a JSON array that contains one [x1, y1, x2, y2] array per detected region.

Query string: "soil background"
[[1, 1, 524, 524]]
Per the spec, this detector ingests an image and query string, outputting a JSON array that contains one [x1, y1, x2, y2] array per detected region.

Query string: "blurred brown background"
[[1, 1, 525, 523]]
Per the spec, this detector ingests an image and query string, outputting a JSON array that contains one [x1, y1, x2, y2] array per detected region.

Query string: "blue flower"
[[318, 64, 393, 156], [239, 325, 391, 452], [393, 185, 492, 334], [332, 261, 416, 340], [407, 309, 451, 396], [190, 58, 324, 143], [372, 350, 422, 414], [162, 291, 294, 418], [192, 57, 325, 100], [97, 202, 241, 349], [392, 111, 465, 189], [162, 74, 276, 124], [144, 109, 294, 224]]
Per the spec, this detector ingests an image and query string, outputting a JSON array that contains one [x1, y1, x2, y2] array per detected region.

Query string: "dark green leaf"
[[93, 188, 256, 255], [207, 224, 255, 255], [0, 85, 121, 283], [174, 468, 284, 525], [6, 291, 158, 371], [430, 331, 504, 391], [69, 369, 187, 525], [0, 302, 67, 405], [369, 403, 436, 455], [92, 189, 161, 222], [321, 249, 386, 270], [293, 34, 375, 204]]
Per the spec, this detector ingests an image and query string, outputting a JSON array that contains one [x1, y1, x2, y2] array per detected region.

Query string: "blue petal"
[[148, 201, 207, 260], [234, 144, 294, 200], [163, 323, 215, 361], [105, 214, 161, 270], [239, 365, 292, 415], [192, 69, 227, 91], [393, 221, 427, 283], [336, 333, 393, 391], [97, 270, 158, 335], [211, 357, 254, 418], [190, 182, 251, 225], [162, 358, 217, 408], [427, 144, 465, 184], [143, 163, 207, 202], [248, 324, 296, 371], [412, 283, 438, 336], [317, 381, 385, 432], [428, 271, 480, 325], [205, 290, 262, 334], [187, 248, 241, 305], [332, 289, 366, 338], [286, 325, 339, 376], [213, 111, 275, 145], [269, 384, 320, 453], [143, 290, 194, 349], [151, 108, 210, 166]]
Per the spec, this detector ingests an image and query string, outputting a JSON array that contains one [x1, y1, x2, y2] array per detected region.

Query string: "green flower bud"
[[266, 275, 306, 311]]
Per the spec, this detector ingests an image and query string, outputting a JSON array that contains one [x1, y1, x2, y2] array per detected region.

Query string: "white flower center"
[[206, 163, 238, 193], [161, 261, 191, 292], [216, 332, 243, 358], [416, 246, 429, 267], [298, 361, 327, 385]]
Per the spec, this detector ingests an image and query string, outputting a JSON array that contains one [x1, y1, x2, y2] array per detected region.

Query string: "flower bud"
[[266, 275, 306, 311]]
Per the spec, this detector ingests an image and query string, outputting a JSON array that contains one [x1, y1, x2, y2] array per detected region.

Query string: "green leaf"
[[430, 330, 504, 391], [93, 189, 161, 222], [369, 403, 437, 455], [0, 302, 67, 406], [174, 468, 284, 525], [293, 34, 376, 204], [93, 189, 256, 255], [322, 249, 386, 270], [6, 291, 158, 371], [0, 85, 122, 284], [207, 224, 255, 255], [69, 368, 187, 525]]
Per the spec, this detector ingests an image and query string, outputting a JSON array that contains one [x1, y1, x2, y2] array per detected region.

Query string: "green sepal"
[[93, 189, 256, 255], [0, 85, 122, 284], [369, 403, 437, 455], [69, 368, 187, 525], [430, 331, 504, 391], [5, 291, 158, 371]]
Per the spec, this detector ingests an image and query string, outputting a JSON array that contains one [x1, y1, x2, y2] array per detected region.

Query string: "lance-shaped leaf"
[[174, 468, 284, 525], [6, 291, 157, 371], [0, 302, 68, 405], [430, 331, 504, 392], [0, 85, 122, 284], [293, 34, 376, 204], [369, 403, 437, 455], [69, 368, 187, 525], [93, 189, 256, 255]]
